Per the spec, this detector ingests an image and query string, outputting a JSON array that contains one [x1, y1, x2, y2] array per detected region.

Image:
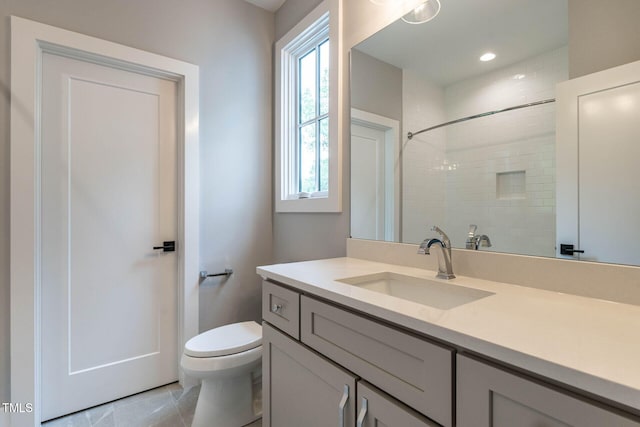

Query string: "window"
[[298, 38, 329, 195], [275, 0, 341, 212]]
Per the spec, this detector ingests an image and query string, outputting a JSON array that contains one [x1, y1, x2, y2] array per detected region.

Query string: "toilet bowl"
[[181, 321, 262, 427]]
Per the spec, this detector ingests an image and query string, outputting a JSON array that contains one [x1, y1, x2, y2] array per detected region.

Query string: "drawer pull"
[[356, 397, 368, 427], [272, 303, 283, 314], [338, 384, 349, 427]]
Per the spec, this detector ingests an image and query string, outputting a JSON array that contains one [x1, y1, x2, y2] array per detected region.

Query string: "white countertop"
[[257, 257, 640, 412]]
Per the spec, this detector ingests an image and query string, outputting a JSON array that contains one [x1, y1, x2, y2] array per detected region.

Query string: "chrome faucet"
[[466, 224, 492, 250], [466, 224, 478, 249], [418, 226, 455, 279]]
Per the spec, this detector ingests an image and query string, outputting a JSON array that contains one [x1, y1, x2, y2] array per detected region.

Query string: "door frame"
[[10, 16, 200, 427], [350, 108, 401, 242], [556, 58, 640, 261]]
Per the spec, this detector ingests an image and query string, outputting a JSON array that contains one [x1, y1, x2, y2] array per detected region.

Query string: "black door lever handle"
[[153, 241, 175, 252], [560, 244, 584, 255]]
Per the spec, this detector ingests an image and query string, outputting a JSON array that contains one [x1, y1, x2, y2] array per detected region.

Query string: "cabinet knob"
[[272, 303, 283, 314]]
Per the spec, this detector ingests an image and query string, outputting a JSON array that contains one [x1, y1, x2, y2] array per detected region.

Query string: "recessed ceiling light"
[[480, 52, 496, 62], [513, 74, 526, 80]]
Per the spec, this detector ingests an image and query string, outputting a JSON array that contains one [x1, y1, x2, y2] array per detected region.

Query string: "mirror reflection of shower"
[[350, 0, 568, 257], [404, 95, 559, 257]]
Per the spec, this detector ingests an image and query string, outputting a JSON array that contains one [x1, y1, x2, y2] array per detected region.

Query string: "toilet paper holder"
[[199, 268, 233, 279]]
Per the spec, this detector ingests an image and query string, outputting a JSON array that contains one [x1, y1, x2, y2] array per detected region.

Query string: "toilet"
[[181, 321, 262, 427]]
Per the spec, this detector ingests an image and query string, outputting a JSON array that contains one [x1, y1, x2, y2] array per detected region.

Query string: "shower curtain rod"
[[407, 98, 555, 140]]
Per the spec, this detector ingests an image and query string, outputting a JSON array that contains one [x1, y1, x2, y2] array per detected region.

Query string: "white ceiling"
[[244, 0, 286, 12], [355, 0, 568, 87]]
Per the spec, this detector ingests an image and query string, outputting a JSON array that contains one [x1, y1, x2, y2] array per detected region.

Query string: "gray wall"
[[569, 0, 640, 78], [0, 0, 274, 404], [351, 49, 402, 122], [273, 0, 350, 263], [275, 0, 322, 40]]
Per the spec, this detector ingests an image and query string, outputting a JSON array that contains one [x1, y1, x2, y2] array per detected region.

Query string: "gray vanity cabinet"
[[300, 295, 453, 427], [262, 280, 640, 427], [262, 323, 357, 427], [457, 355, 640, 427], [262, 282, 450, 427], [356, 381, 440, 427]]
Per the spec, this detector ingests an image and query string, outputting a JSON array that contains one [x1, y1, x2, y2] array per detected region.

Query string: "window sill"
[[286, 191, 328, 200], [276, 195, 341, 213]]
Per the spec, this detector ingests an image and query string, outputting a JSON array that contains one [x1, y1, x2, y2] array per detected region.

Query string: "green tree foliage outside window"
[[298, 39, 329, 194]]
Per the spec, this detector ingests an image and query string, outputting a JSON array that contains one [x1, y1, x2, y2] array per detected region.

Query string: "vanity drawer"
[[262, 281, 300, 339], [301, 295, 453, 427]]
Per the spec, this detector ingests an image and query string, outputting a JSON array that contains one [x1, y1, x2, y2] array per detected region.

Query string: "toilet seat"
[[185, 321, 262, 358], [181, 321, 263, 427], [181, 345, 262, 374]]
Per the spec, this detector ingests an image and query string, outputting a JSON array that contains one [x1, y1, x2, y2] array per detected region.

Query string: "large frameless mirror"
[[350, 0, 640, 266]]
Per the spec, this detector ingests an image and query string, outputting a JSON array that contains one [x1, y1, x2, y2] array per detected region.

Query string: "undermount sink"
[[336, 272, 494, 310]]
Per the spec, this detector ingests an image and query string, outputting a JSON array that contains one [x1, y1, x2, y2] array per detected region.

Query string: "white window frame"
[[275, 0, 342, 212]]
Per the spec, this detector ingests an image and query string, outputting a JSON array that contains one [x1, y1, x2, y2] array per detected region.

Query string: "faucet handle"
[[431, 226, 451, 246], [479, 235, 492, 247], [468, 224, 477, 237]]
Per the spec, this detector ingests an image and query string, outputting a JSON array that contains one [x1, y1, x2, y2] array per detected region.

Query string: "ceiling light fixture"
[[480, 52, 496, 62], [402, 0, 441, 25], [513, 74, 526, 80]]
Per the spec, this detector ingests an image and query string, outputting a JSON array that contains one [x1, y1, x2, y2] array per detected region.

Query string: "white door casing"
[[40, 53, 179, 420], [556, 58, 640, 265], [350, 109, 401, 242], [10, 16, 200, 427]]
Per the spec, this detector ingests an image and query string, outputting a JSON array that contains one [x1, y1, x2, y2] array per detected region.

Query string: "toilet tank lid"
[[184, 321, 262, 357]]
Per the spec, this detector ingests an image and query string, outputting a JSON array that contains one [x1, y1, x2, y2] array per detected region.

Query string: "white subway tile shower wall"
[[403, 47, 568, 257], [402, 69, 447, 241]]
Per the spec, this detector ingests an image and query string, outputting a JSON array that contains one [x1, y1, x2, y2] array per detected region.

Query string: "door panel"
[[41, 52, 178, 420], [351, 123, 385, 241], [578, 82, 640, 264], [556, 59, 640, 264]]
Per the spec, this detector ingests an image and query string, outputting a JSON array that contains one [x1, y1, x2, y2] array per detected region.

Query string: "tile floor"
[[42, 383, 262, 427]]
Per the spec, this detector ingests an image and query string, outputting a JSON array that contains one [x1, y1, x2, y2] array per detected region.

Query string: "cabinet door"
[[457, 355, 640, 427], [301, 295, 453, 426], [356, 381, 440, 427], [262, 323, 357, 427]]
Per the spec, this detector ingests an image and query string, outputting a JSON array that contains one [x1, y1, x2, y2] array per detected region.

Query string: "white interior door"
[[351, 123, 386, 240], [578, 82, 640, 264], [41, 52, 178, 421], [556, 59, 640, 265]]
